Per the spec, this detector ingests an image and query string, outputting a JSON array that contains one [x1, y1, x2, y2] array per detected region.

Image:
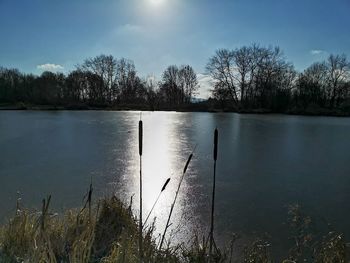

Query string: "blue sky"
[[0, 0, 349, 97]]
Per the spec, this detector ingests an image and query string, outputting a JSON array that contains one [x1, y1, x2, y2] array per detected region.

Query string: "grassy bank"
[[0, 195, 176, 263], [0, 195, 348, 263]]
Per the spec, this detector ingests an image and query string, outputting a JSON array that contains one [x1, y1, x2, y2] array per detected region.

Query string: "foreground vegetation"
[[0, 194, 348, 263]]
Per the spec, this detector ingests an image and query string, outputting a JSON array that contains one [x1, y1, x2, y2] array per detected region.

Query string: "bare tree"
[[159, 65, 182, 106], [144, 75, 159, 109], [80, 54, 117, 103], [178, 65, 199, 103], [159, 65, 199, 106], [232, 46, 253, 104], [326, 54, 350, 107], [206, 49, 239, 106], [66, 70, 90, 103], [207, 45, 295, 110], [114, 58, 146, 103], [295, 62, 328, 107]]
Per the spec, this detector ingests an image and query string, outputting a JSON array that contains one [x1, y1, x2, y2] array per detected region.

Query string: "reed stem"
[[143, 178, 171, 227], [209, 128, 218, 261], [138, 119, 143, 262], [159, 152, 193, 250]]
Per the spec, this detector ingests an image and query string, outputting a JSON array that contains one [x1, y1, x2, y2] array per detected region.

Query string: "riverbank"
[[0, 195, 348, 262], [0, 195, 224, 262], [1, 102, 350, 117]]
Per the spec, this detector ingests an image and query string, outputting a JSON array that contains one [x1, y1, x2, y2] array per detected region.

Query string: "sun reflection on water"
[[142, 113, 174, 217], [113, 112, 195, 242]]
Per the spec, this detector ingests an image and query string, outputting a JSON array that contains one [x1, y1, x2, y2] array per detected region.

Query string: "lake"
[[1, 111, 350, 259]]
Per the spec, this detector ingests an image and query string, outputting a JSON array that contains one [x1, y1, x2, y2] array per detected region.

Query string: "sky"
[[0, 0, 349, 97]]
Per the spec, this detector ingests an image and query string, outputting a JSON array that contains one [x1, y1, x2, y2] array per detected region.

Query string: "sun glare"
[[149, 0, 165, 6]]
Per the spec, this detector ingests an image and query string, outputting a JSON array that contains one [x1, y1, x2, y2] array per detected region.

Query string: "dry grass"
[[0, 196, 156, 263], [0, 197, 349, 263]]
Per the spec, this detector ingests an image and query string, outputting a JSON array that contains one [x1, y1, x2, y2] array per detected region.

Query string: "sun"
[[149, 0, 165, 6]]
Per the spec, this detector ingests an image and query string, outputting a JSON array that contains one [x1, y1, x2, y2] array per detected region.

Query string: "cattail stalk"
[[159, 152, 193, 250], [209, 128, 218, 261], [41, 195, 51, 232], [138, 119, 143, 262], [87, 182, 93, 222], [143, 178, 171, 227]]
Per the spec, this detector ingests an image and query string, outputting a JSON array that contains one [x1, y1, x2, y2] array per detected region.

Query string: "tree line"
[[207, 44, 350, 113], [0, 55, 199, 110], [1, 44, 350, 113]]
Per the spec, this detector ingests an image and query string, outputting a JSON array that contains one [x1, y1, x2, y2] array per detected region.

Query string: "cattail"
[[159, 151, 194, 250], [87, 182, 93, 222], [78, 182, 93, 224], [161, 178, 171, 192], [214, 128, 218, 161], [210, 128, 218, 261], [183, 153, 193, 174], [41, 195, 51, 232], [144, 178, 171, 227], [139, 120, 143, 156], [138, 118, 143, 262]]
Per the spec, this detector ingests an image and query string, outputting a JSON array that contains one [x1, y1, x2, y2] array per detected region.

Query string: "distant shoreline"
[[1, 103, 350, 117]]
